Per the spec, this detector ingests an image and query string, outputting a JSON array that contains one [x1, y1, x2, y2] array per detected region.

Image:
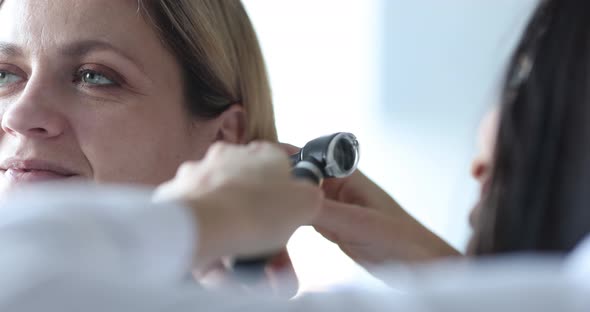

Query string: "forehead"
[[0, 0, 156, 56]]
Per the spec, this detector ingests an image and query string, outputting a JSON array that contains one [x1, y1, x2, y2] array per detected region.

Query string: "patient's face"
[[0, 0, 221, 192]]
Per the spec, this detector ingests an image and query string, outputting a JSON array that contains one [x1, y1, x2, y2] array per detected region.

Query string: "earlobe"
[[214, 104, 247, 144]]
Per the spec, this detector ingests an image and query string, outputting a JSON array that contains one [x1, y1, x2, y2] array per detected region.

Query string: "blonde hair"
[[139, 0, 277, 141]]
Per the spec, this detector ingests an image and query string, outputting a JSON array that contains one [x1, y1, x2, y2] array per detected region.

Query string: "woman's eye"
[[0, 71, 23, 87], [80, 71, 115, 86]]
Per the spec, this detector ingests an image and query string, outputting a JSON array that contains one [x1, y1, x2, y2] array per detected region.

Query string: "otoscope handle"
[[232, 160, 323, 280]]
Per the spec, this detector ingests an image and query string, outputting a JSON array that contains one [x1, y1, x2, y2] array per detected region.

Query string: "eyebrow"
[[60, 40, 145, 73], [0, 42, 23, 57], [0, 40, 145, 74]]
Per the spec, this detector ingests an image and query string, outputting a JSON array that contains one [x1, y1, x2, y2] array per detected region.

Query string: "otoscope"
[[233, 132, 360, 279]]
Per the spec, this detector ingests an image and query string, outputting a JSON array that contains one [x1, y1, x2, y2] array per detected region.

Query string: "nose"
[[470, 155, 490, 185], [1, 80, 67, 139]]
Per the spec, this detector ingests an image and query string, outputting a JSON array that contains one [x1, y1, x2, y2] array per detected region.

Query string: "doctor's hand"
[[154, 142, 323, 273], [318, 171, 460, 265], [282, 144, 460, 270]]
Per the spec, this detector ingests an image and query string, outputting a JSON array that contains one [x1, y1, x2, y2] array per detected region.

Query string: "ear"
[[213, 104, 247, 144]]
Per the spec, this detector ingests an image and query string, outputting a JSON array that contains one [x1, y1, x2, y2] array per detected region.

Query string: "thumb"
[[313, 198, 379, 244]]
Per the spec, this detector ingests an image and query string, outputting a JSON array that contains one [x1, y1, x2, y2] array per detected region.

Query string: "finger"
[[206, 141, 233, 159], [321, 171, 367, 202], [278, 143, 301, 155], [247, 141, 276, 153], [321, 170, 402, 218], [288, 181, 324, 222], [312, 198, 381, 243], [248, 142, 292, 170], [313, 225, 339, 243]]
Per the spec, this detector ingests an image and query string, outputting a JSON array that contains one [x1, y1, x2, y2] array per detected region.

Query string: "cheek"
[[72, 103, 214, 185]]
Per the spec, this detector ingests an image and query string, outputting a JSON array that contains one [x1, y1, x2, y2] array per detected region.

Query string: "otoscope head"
[[291, 132, 360, 179]]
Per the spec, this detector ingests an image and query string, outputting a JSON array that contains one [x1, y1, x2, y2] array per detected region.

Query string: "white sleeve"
[[0, 183, 196, 290], [4, 273, 587, 312], [0, 183, 588, 312]]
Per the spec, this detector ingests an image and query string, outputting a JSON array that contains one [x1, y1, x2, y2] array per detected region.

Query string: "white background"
[[243, 0, 538, 291]]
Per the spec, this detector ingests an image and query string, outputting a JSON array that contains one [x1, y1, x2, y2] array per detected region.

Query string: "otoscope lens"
[[333, 138, 356, 172]]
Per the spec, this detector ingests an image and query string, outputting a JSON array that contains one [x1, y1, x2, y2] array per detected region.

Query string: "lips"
[[0, 159, 78, 184]]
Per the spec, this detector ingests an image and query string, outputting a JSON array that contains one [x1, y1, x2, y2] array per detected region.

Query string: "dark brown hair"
[[472, 0, 590, 255]]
